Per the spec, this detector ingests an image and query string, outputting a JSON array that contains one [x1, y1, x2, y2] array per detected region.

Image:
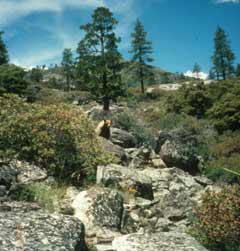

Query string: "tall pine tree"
[[130, 19, 153, 93], [236, 64, 240, 78], [0, 31, 9, 65], [61, 48, 74, 91], [192, 63, 201, 79], [77, 7, 125, 111], [211, 26, 235, 80]]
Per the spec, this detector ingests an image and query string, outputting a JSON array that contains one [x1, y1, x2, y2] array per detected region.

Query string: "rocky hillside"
[[0, 103, 221, 251]]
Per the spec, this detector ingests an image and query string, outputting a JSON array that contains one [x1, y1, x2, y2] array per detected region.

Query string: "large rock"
[[72, 187, 124, 238], [0, 201, 87, 251], [155, 130, 200, 175], [112, 231, 208, 251], [97, 164, 154, 200], [99, 137, 128, 164], [139, 167, 211, 222], [86, 105, 124, 121], [110, 128, 137, 148]]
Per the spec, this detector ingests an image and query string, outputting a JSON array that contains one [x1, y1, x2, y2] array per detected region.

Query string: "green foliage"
[[0, 94, 110, 183], [0, 31, 9, 65], [14, 182, 67, 212], [190, 185, 240, 251], [113, 111, 156, 147], [61, 48, 74, 91], [192, 63, 201, 78], [206, 132, 240, 183], [29, 67, 43, 83], [77, 7, 125, 111], [236, 65, 240, 77], [0, 64, 29, 95], [211, 26, 235, 80], [208, 86, 240, 132], [167, 82, 212, 118], [129, 18, 154, 93]]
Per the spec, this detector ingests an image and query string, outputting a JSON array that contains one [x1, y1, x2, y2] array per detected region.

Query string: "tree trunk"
[[140, 65, 144, 94], [103, 96, 110, 111]]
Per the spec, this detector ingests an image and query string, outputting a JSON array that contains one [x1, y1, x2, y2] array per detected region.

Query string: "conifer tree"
[[192, 63, 201, 78], [0, 31, 9, 65], [236, 64, 240, 78], [130, 19, 153, 93], [61, 48, 74, 91], [211, 27, 235, 80], [77, 7, 125, 111]]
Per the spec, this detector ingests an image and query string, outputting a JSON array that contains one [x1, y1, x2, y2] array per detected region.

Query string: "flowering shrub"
[[191, 185, 240, 251], [0, 94, 110, 182]]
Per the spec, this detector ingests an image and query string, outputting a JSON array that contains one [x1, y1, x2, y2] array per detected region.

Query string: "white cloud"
[[0, 0, 105, 25], [1, 0, 139, 67], [184, 70, 208, 80], [215, 0, 240, 4]]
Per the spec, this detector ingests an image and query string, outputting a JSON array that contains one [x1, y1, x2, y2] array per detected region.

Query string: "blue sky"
[[0, 0, 239, 76]]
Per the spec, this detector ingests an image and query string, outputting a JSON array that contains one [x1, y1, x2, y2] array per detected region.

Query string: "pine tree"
[[61, 48, 74, 91], [192, 63, 201, 79], [236, 64, 240, 78], [211, 27, 235, 80], [0, 31, 9, 65], [130, 19, 153, 93], [77, 7, 125, 111], [208, 69, 215, 80]]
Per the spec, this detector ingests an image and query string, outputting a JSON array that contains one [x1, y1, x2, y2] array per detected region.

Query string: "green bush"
[[208, 93, 240, 133], [0, 94, 110, 183], [113, 111, 156, 147], [167, 82, 212, 118], [0, 64, 29, 95], [205, 132, 240, 183], [190, 185, 240, 251]]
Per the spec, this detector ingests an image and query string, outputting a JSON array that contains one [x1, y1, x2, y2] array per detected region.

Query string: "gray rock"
[[99, 138, 128, 164], [155, 130, 200, 175], [110, 128, 137, 148], [86, 105, 124, 121], [112, 231, 208, 251], [72, 187, 124, 238], [0, 160, 19, 190], [16, 161, 47, 185], [0, 201, 87, 251], [97, 164, 154, 200]]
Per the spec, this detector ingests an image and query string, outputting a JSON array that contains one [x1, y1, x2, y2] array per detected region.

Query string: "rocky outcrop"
[[72, 187, 124, 239], [0, 201, 87, 251], [97, 164, 154, 200], [155, 130, 200, 174], [0, 160, 47, 198], [110, 128, 137, 148], [86, 105, 124, 121], [99, 137, 128, 164], [112, 231, 208, 251]]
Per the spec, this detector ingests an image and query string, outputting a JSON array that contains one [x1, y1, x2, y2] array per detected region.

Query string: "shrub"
[[205, 132, 240, 183], [113, 111, 156, 147], [190, 185, 240, 251], [208, 93, 240, 133], [0, 94, 110, 183], [167, 82, 212, 118], [0, 64, 29, 95]]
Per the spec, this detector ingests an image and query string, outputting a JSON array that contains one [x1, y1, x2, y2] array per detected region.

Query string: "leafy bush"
[[206, 132, 240, 183], [0, 64, 29, 95], [0, 94, 110, 183], [190, 185, 240, 251], [208, 93, 240, 133], [113, 111, 156, 147], [167, 82, 212, 118]]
